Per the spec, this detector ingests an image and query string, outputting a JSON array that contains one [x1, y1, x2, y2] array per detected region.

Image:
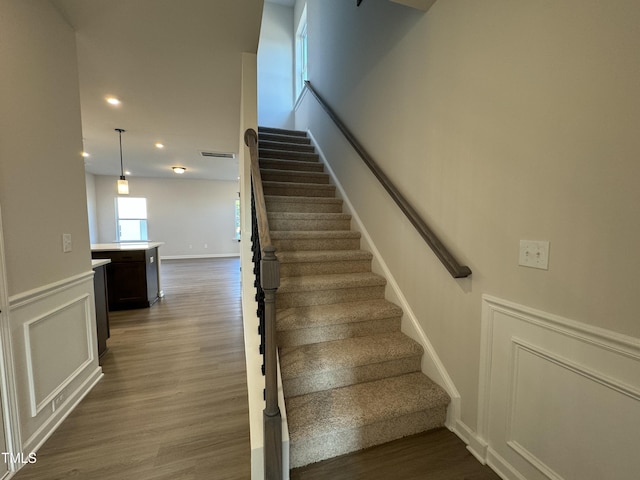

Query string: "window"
[[116, 197, 148, 241], [295, 6, 308, 99]]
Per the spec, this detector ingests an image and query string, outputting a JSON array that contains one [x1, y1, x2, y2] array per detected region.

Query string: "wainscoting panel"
[[9, 272, 102, 456], [478, 296, 640, 480], [23, 294, 93, 417]]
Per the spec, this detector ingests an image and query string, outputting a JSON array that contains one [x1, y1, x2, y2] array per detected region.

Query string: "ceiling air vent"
[[200, 151, 235, 159]]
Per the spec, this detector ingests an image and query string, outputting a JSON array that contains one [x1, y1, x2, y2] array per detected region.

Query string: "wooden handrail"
[[245, 128, 272, 248], [303, 81, 472, 279], [244, 128, 282, 480]]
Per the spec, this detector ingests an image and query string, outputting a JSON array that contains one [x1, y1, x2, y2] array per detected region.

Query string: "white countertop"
[[92, 259, 111, 268], [91, 242, 164, 252]]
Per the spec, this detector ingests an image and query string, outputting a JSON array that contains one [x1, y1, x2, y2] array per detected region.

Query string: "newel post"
[[261, 245, 282, 479]]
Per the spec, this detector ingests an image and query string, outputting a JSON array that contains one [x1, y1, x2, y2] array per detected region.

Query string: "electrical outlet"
[[62, 233, 72, 253], [519, 240, 550, 270], [52, 392, 65, 412]]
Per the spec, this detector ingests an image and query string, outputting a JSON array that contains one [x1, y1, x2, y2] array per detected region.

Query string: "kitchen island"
[[91, 242, 164, 311]]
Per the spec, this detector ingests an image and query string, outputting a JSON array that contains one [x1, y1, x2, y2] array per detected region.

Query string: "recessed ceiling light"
[[124, 170, 131, 175], [172, 166, 186, 174], [82, 151, 90, 157], [106, 97, 121, 105], [155, 143, 165, 149]]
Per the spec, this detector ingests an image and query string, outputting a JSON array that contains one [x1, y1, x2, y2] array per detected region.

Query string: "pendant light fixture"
[[115, 128, 129, 195]]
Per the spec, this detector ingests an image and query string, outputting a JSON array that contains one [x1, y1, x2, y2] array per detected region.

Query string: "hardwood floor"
[[13, 258, 251, 480], [290, 428, 501, 480]]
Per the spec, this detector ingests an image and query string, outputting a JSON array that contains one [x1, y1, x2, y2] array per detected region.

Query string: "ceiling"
[[52, 0, 264, 182]]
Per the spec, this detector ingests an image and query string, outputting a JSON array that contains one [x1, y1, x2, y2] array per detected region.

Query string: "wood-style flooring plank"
[[290, 428, 501, 480], [13, 258, 250, 480]]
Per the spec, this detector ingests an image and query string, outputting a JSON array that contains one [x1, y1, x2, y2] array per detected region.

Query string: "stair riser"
[[279, 259, 371, 277], [289, 407, 448, 468], [259, 133, 311, 145], [277, 317, 402, 347], [283, 356, 422, 397], [276, 285, 385, 309], [268, 218, 351, 231], [260, 149, 319, 162], [263, 184, 336, 197], [259, 159, 324, 172], [260, 171, 330, 185], [266, 201, 342, 214], [259, 141, 316, 153], [272, 238, 360, 251]]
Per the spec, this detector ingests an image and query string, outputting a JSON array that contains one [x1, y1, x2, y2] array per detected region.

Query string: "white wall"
[[85, 173, 98, 244], [296, 0, 640, 462], [258, 2, 295, 129], [0, 1, 102, 470], [0, 1, 92, 296], [93, 175, 240, 258]]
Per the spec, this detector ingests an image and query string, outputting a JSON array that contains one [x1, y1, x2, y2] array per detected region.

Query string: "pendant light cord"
[[116, 128, 126, 179]]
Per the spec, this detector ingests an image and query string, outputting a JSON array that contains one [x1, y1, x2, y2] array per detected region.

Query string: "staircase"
[[257, 126, 450, 469]]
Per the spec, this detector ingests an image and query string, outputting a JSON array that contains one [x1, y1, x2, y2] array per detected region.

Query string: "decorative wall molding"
[[8, 272, 102, 465], [477, 295, 640, 480], [23, 294, 94, 417], [9, 271, 94, 309]]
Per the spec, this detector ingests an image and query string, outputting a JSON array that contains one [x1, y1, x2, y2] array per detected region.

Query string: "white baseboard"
[[451, 418, 489, 465], [21, 367, 102, 455]]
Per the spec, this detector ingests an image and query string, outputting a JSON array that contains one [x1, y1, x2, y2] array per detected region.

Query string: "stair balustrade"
[[245, 128, 282, 480], [303, 80, 472, 279]]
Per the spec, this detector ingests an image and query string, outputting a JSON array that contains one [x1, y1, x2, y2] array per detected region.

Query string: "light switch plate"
[[519, 240, 550, 270], [62, 233, 72, 253]]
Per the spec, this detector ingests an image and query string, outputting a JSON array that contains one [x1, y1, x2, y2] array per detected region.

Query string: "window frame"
[[295, 5, 308, 100]]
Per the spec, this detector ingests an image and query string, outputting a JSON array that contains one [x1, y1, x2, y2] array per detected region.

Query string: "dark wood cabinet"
[[92, 262, 110, 364], [92, 245, 161, 311]]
